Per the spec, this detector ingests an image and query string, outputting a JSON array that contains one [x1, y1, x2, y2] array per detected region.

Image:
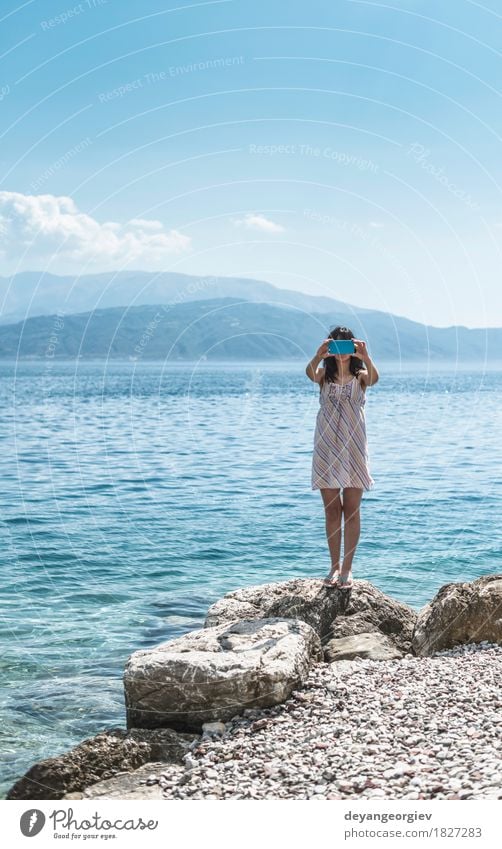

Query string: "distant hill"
[[0, 297, 499, 361], [0, 270, 376, 326]]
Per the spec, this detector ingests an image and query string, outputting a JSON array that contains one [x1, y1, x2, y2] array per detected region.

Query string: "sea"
[[1, 359, 501, 796]]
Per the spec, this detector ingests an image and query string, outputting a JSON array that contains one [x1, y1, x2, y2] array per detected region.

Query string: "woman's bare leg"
[[320, 488, 342, 582], [338, 487, 363, 586]]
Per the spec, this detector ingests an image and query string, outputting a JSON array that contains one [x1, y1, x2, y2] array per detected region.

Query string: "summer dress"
[[311, 374, 374, 490]]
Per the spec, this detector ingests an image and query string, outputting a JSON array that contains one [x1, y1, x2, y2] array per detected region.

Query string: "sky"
[[0, 0, 501, 327]]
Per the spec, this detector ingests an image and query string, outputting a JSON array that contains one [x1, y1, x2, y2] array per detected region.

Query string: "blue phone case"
[[328, 339, 355, 355]]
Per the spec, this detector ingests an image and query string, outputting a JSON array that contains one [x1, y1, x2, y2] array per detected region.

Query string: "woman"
[[305, 325, 379, 593]]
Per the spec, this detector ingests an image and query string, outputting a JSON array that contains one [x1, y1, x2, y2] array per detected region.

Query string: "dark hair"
[[322, 325, 365, 384]]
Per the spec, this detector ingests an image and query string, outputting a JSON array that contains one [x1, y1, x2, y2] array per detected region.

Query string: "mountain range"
[[0, 271, 499, 360]]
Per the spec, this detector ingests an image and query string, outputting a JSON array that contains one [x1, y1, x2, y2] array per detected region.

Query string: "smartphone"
[[328, 339, 356, 355]]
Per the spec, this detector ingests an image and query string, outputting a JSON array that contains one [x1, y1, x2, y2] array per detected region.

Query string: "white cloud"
[[127, 218, 164, 231], [0, 191, 191, 267], [233, 213, 285, 233], [368, 221, 384, 229]]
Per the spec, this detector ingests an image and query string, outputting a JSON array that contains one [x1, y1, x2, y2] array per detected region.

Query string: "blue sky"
[[1, 0, 501, 327]]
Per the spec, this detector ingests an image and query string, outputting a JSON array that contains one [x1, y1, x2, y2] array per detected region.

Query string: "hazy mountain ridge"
[[0, 270, 394, 326], [0, 297, 499, 361]]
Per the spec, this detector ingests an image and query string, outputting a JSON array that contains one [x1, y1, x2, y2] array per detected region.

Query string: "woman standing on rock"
[[306, 325, 379, 595]]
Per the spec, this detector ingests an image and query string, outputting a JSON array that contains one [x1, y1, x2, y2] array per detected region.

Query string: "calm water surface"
[[1, 359, 501, 795]]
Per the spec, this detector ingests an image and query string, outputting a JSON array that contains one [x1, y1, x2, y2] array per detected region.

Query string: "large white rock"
[[124, 617, 322, 731]]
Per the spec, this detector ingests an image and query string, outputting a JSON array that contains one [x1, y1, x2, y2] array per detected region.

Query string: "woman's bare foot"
[[323, 563, 340, 586], [335, 568, 353, 589]]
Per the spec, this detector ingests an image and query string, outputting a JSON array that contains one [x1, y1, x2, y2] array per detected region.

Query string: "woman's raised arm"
[[305, 339, 330, 382]]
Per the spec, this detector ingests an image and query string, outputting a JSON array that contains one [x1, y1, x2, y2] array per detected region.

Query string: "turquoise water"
[[1, 359, 501, 796]]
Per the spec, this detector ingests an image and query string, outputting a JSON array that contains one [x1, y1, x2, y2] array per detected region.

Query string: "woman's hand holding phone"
[[352, 339, 368, 359], [316, 339, 335, 360]]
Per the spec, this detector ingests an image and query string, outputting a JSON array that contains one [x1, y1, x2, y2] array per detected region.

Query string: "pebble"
[[201, 721, 226, 736], [141, 643, 502, 800]]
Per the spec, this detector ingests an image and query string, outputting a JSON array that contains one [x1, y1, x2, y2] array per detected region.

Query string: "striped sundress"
[[311, 374, 374, 491]]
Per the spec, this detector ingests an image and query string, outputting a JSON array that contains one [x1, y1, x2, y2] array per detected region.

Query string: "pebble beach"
[[143, 643, 502, 800]]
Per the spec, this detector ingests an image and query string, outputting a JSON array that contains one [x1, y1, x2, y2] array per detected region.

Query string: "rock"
[[205, 577, 417, 654], [329, 659, 361, 677], [204, 578, 340, 639], [325, 583, 417, 654], [124, 618, 322, 732], [325, 631, 404, 662], [202, 721, 226, 736], [326, 611, 411, 653], [67, 762, 179, 800], [412, 575, 502, 656], [126, 727, 199, 761], [6, 726, 196, 801]]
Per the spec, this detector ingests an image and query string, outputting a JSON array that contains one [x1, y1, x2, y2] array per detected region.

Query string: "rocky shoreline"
[[6, 574, 502, 800], [138, 642, 502, 800]]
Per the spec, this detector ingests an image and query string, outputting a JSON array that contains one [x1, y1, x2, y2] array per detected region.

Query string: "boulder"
[[6, 726, 196, 801], [124, 617, 322, 732], [324, 631, 404, 662], [323, 581, 416, 654], [205, 577, 416, 655], [412, 574, 502, 656], [63, 762, 176, 800], [205, 578, 339, 639]]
